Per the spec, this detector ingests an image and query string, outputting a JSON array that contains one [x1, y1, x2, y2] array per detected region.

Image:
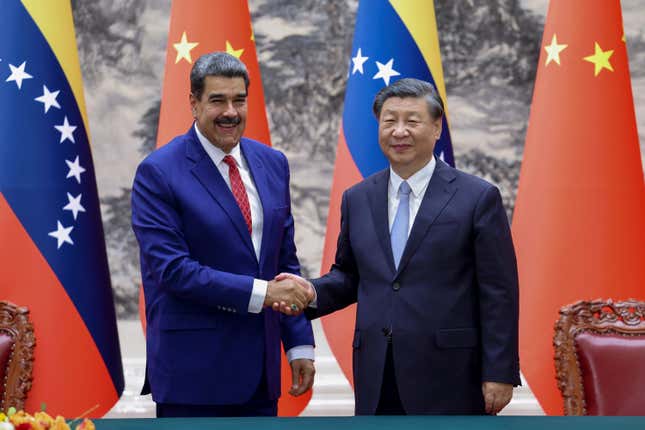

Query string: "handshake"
[[263, 273, 315, 315]]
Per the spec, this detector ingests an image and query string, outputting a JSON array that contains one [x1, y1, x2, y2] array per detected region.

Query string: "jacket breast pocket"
[[435, 327, 479, 349]]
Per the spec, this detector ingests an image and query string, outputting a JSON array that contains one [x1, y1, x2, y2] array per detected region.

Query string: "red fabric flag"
[[140, 0, 311, 415], [512, 0, 645, 415]]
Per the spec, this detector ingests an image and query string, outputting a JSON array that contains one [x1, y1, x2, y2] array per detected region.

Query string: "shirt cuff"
[[248, 279, 268, 314], [308, 283, 318, 309], [286, 345, 315, 362]]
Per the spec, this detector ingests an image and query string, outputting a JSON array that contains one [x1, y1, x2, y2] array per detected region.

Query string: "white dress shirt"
[[195, 124, 314, 361], [388, 157, 437, 236]]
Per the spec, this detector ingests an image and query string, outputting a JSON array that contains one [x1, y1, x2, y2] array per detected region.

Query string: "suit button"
[[392, 282, 400, 291]]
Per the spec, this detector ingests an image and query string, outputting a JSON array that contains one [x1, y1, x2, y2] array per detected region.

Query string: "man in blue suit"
[[132, 52, 315, 417], [277, 78, 520, 415]]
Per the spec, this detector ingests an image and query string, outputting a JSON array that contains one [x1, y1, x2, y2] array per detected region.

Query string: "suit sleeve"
[[305, 190, 359, 320], [275, 152, 315, 350], [131, 160, 254, 314], [473, 185, 521, 386]]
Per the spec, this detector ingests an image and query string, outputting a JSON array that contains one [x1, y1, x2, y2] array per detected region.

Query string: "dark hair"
[[190, 52, 250, 100], [372, 78, 444, 120]]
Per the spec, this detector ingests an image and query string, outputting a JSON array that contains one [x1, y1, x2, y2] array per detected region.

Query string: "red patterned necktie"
[[223, 155, 252, 235]]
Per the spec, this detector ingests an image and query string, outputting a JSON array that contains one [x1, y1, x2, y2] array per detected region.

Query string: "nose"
[[223, 100, 237, 116], [392, 122, 409, 137]]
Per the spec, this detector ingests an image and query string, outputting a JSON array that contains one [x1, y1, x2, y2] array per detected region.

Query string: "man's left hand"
[[482, 381, 513, 415], [289, 358, 315, 396]]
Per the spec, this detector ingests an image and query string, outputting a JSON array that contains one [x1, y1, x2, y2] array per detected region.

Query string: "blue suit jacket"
[[306, 159, 520, 414], [131, 126, 314, 405]]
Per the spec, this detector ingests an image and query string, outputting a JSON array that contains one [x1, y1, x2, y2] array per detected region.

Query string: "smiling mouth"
[[390, 144, 412, 152], [215, 117, 241, 128]]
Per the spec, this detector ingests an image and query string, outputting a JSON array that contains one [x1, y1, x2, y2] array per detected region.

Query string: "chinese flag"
[[512, 0, 645, 415], [141, 0, 311, 415]]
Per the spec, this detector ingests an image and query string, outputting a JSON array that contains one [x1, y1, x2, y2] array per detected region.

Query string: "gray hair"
[[190, 52, 250, 100], [372, 78, 444, 120]]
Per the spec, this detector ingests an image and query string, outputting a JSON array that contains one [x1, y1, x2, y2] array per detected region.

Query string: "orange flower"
[[74, 419, 94, 430]]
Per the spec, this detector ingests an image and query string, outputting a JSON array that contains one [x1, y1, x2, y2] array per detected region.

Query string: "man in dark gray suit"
[[275, 78, 520, 415]]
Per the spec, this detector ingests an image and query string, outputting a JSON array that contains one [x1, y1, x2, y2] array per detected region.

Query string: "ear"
[[433, 117, 443, 140], [189, 93, 198, 117]]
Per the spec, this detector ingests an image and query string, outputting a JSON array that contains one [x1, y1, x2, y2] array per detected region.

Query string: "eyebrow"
[[208, 92, 248, 98], [381, 109, 421, 116]]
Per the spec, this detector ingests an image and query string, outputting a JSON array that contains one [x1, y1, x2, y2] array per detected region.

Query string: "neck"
[[391, 157, 434, 180]]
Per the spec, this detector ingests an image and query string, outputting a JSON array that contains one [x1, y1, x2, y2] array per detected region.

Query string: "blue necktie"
[[391, 181, 411, 269]]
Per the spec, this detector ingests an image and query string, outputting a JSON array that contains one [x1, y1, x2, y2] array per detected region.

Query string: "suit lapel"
[[396, 159, 457, 276], [186, 128, 255, 256], [367, 169, 396, 275], [240, 140, 272, 267]]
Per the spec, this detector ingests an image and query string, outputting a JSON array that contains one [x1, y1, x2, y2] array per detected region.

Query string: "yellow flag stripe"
[[21, 0, 90, 136], [389, 0, 450, 120]]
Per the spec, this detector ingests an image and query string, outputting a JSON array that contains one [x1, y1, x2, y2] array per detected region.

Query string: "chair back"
[[554, 299, 645, 415], [0, 301, 35, 412]]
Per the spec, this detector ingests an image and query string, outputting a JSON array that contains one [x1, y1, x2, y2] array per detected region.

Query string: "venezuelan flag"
[[320, 0, 454, 387], [0, 0, 123, 416]]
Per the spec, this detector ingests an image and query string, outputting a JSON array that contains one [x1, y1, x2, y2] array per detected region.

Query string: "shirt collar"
[[194, 122, 242, 167], [389, 156, 436, 198]]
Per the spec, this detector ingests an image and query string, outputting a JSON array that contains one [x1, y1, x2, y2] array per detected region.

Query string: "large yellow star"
[[226, 41, 244, 59], [583, 42, 614, 76], [544, 34, 568, 66], [174, 31, 199, 64]]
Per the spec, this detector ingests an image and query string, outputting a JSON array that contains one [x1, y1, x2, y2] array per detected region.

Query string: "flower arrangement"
[[0, 408, 94, 430]]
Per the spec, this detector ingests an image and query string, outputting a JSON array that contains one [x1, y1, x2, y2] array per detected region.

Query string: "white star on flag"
[[6, 61, 33, 89], [34, 85, 61, 113], [55, 116, 77, 143], [65, 156, 86, 183], [48, 220, 74, 249], [352, 48, 369, 75], [63, 192, 85, 220], [373, 58, 400, 86]]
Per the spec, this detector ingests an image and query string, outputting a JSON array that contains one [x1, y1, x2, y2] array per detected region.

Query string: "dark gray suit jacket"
[[306, 159, 520, 414]]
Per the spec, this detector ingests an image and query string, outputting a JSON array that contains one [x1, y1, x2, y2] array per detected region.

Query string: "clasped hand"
[[263, 273, 314, 315]]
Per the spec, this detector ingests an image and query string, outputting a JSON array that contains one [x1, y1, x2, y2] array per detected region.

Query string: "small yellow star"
[[250, 25, 255, 42], [226, 41, 244, 59], [174, 31, 199, 64], [544, 34, 568, 66], [583, 42, 614, 76], [622, 33, 626, 43]]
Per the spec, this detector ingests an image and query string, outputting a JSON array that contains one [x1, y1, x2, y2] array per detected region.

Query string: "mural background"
[[70, 0, 645, 415]]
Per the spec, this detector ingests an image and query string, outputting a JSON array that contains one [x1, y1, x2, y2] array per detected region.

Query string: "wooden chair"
[[553, 299, 645, 415], [0, 301, 35, 412]]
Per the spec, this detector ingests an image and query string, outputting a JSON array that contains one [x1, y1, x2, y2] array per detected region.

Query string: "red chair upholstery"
[[0, 301, 35, 412], [554, 299, 645, 415]]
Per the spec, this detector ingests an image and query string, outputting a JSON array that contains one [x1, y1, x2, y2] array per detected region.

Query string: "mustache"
[[215, 116, 241, 126]]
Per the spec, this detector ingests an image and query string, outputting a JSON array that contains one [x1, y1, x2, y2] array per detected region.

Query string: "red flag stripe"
[[0, 194, 118, 416]]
